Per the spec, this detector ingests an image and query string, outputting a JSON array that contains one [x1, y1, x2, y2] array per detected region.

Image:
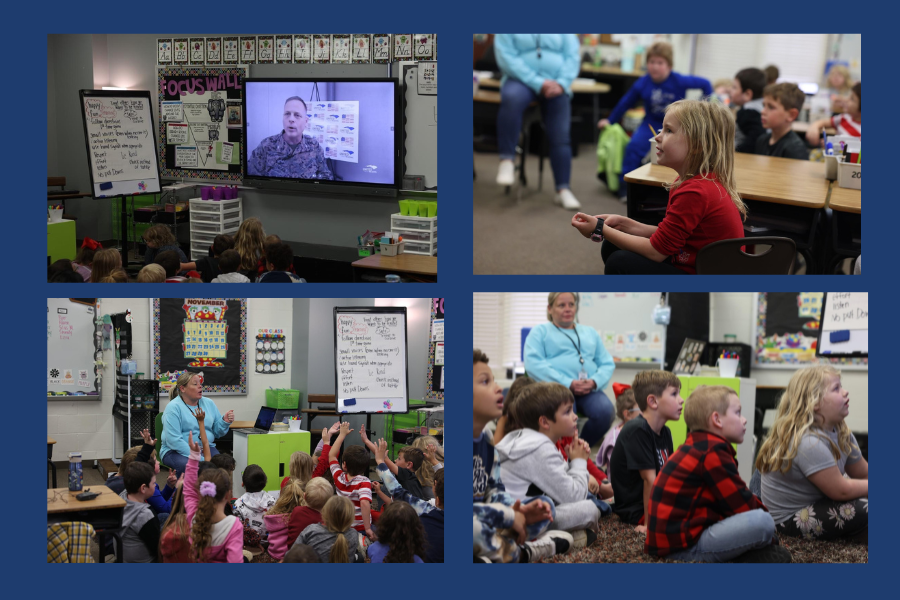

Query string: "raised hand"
[[375, 438, 387, 464], [140, 428, 156, 446], [192, 407, 206, 422], [338, 421, 353, 437], [187, 431, 199, 454], [167, 468, 178, 488]]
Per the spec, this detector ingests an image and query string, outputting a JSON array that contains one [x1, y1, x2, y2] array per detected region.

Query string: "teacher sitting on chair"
[[161, 372, 234, 475], [524, 292, 616, 447]]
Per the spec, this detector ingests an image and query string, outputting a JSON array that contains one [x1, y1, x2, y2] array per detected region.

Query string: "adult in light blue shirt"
[[524, 292, 616, 447], [493, 34, 583, 209], [160, 372, 234, 475]]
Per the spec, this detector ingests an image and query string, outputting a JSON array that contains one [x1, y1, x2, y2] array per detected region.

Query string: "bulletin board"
[[158, 67, 246, 181], [152, 298, 248, 395], [755, 293, 866, 367], [576, 292, 666, 364], [426, 297, 444, 402], [47, 298, 102, 398]]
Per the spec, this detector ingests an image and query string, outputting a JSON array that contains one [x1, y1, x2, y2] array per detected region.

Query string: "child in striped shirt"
[[329, 421, 375, 541]]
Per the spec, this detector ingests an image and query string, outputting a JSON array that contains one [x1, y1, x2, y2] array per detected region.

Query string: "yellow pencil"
[[648, 124, 657, 137]]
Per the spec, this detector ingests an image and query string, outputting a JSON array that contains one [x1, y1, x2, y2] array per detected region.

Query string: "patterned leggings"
[[473, 495, 554, 563], [777, 497, 868, 541]]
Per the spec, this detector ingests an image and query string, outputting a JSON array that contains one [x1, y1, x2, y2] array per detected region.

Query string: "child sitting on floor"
[[156, 250, 186, 283], [211, 249, 250, 283], [263, 479, 305, 561], [294, 495, 360, 563], [645, 385, 790, 562], [280, 450, 315, 490], [360, 425, 425, 499], [412, 435, 444, 501], [118, 461, 160, 562], [90, 248, 122, 282], [329, 421, 375, 541], [137, 263, 165, 283], [609, 370, 682, 532], [596, 386, 639, 477], [574, 100, 747, 275], [73, 238, 101, 281], [367, 501, 427, 563], [282, 543, 321, 562], [287, 477, 333, 547], [257, 242, 304, 283], [756, 366, 868, 542], [180, 234, 234, 283], [233, 464, 275, 538]]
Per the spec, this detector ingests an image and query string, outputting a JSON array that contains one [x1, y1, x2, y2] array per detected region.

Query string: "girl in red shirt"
[[573, 99, 747, 274]]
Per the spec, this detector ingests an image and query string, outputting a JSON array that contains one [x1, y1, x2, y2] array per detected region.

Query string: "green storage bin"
[[265, 388, 302, 409]]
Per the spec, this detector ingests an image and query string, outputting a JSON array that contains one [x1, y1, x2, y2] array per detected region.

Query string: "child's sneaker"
[[553, 188, 582, 210], [571, 528, 598, 550], [496, 160, 515, 186], [522, 530, 574, 562]]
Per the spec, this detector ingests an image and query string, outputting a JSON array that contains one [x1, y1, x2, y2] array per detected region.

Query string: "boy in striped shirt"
[[329, 421, 375, 541]]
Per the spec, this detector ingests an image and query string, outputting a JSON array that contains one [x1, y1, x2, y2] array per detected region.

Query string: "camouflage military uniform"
[[249, 133, 334, 179]]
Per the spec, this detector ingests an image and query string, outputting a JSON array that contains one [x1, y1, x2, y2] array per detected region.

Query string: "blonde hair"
[[827, 64, 852, 93], [90, 248, 122, 282], [683, 385, 737, 432], [159, 481, 188, 559], [411, 436, 444, 487], [234, 217, 266, 271], [267, 478, 304, 522], [546, 292, 580, 321], [143, 224, 177, 248], [137, 263, 165, 283], [99, 269, 127, 283], [190, 467, 230, 562], [755, 366, 858, 475], [646, 41, 673, 67], [170, 371, 200, 402], [288, 451, 315, 489], [663, 99, 747, 221], [321, 495, 354, 563], [303, 477, 333, 511]]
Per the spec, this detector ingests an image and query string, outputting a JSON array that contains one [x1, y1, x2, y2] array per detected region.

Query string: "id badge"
[[578, 370, 589, 380]]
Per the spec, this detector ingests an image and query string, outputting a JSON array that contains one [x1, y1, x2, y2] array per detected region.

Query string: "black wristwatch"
[[590, 217, 605, 243]]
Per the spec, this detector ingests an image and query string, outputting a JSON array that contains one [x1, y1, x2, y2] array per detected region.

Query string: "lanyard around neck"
[[553, 324, 584, 364]]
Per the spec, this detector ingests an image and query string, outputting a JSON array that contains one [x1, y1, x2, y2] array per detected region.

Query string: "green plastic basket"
[[265, 388, 301, 409]]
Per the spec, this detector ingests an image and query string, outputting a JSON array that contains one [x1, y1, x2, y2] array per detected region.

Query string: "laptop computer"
[[233, 406, 278, 435]]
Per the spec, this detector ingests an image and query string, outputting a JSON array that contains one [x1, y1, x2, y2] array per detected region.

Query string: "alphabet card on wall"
[[372, 34, 391, 63], [206, 37, 222, 64], [223, 37, 239, 65], [240, 36, 256, 63], [393, 34, 412, 60], [257, 36, 275, 63], [351, 34, 370, 63], [313, 35, 331, 63], [275, 35, 293, 63], [174, 38, 189, 65], [331, 34, 350, 63], [414, 34, 434, 60], [294, 35, 311, 63], [158, 39, 173, 65], [189, 38, 205, 65]]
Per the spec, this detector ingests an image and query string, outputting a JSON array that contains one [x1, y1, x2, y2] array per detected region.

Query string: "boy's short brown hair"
[[154, 250, 181, 277], [647, 41, 673, 67], [473, 349, 489, 365], [218, 249, 241, 274], [342, 445, 370, 477], [763, 82, 806, 113], [632, 370, 682, 411], [433, 468, 444, 504], [509, 382, 574, 432], [763, 65, 779, 85], [735, 67, 767, 101], [123, 461, 155, 494], [684, 385, 737, 432], [616, 388, 637, 421], [118, 445, 142, 475], [398, 447, 424, 471]]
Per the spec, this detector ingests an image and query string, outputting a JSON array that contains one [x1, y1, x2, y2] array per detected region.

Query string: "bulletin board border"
[[152, 298, 248, 394], [425, 297, 444, 403]]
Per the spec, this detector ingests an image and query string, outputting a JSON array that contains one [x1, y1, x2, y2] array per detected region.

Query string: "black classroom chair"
[[696, 237, 796, 275]]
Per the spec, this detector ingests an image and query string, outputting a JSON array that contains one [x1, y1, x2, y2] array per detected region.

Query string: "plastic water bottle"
[[68, 452, 83, 491]]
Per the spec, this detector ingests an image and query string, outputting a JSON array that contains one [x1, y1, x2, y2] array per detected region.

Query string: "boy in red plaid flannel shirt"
[[645, 385, 790, 562]]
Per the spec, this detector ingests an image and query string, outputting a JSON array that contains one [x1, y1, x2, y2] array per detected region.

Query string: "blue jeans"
[[665, 509, 775, 563], [162, 446, 219, 476], [574, 389, 615, 447], [496, 78, 572, 190]]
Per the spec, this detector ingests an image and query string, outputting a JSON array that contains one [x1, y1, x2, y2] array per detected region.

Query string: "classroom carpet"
[[535, 514, 867, 563], [474, 147, 624, 274]]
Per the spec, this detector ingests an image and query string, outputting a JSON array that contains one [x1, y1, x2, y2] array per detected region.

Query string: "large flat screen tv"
[[243, 78, 399, 197]]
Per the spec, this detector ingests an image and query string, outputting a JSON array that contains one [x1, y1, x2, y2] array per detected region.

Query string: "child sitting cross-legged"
[[184, 432, 243, 562], [360, 425, 426, 499], [367, 500, 427, 563], [262, 479, 305, 561], [495, 381, 601, 548], [596, 386, 640, 478], [287, 477, 333, 548], [645, 385, 790, 562], [118, 461, 161, 562], [211, 249, 251, 283], [609, 370, 683, 532], [293, 495, 361, 563], [329, 421, 376, 542], [233, 464, 275, 540], [257, 242, 305, 283]]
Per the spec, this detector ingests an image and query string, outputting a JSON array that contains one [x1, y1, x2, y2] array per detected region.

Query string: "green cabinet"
[[233, 431, 311, 496], [48, 220, 76, 263]]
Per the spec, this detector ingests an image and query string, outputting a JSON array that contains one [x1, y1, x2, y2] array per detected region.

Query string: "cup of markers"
[[288, 416, 302, 432], [716, 351, 739, 378], [49, 205, 64, 223]]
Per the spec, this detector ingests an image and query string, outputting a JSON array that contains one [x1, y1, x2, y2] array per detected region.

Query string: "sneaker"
[[523, 530, 574, 562], [571, 528, 598, 550], [553, 188, 582, 210], [731, 544, 792, 563], [496, 160, 515, 186]]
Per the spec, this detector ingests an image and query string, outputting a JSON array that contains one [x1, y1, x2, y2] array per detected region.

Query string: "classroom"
[[48, 34, 438, 283], [474, 292, 867, 563], [47, 296, 445, 563], [473, 34, 861, 275]]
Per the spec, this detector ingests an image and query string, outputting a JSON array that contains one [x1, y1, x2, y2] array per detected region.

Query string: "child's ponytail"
[[190, 467, 230, 563], [322, 495, 354, 563]]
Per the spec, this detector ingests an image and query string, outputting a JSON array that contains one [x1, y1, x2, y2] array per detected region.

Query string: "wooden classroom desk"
[[624, 154, 830, 272], [48, 437, 57, 488], [352, 253, 437, 282], [48, 485, 126, 563], [230, 420, 256, 429], [829, 185, 861, 214], [579, 63, 644, 78]]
